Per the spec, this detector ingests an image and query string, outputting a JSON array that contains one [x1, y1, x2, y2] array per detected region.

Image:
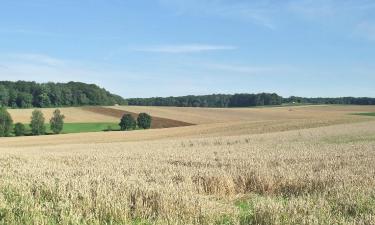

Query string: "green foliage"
[[0, 107, 13, 137], [30, 110, 46, 136], [128, 93, 375, 108], [127, 93, 283, 108], [137, 113, 152, 129], [352, 112, 375, 117], [48, 122, 120, 134], [14, 123, 26, 136], [50, 109, 65, 134], [0, 81, 127, 108], [119, 114, 137, 131], [0, 85, 9, 107]]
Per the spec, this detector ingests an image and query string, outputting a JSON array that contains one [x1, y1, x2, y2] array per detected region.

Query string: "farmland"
[[1, 105, 375, 224]]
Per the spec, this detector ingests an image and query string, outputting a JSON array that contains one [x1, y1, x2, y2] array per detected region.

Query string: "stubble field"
[[1, 105, 375, 224]]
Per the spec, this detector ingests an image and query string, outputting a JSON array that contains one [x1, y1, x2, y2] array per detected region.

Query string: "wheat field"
[[1, 105, 375, 224]]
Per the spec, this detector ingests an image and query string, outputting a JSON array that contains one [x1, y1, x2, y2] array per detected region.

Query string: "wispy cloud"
[[203, 63, 296, 75], [159, 0, 277, 29], [8, 53, 66, 66], [133, 44, 237, 53], [0, 28, 121, 40], [287, 0, 335, 19]]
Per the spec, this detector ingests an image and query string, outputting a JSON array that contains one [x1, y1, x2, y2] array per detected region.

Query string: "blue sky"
[[0, 0, 374, 98]]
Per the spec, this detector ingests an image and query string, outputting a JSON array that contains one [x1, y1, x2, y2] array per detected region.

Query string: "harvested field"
[[109, 105, 375, 124]]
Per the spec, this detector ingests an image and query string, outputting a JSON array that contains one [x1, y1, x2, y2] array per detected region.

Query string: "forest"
[[128, 94, 375, 107], [0, 81, 127, 108], [1, 81, 374, 109]]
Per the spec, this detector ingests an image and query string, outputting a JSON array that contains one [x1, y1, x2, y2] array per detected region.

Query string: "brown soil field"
[[82, 106, 194, 129]]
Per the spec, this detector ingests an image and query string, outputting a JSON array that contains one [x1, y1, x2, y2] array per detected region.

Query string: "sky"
[[0, 0, 374, 98]]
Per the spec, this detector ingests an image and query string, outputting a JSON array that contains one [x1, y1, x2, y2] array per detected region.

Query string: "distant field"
[[8, 107, 119, 123], [109, 105, 375, 124], [352, 112, 375, 117], [8, 106, 193, 130], [1, 105, 375, 224]]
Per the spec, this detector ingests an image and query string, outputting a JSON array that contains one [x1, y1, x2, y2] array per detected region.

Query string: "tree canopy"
[[30, 110, 46, 135], [0, 81, 127, 108], [127, 93, 375, 108], [119, 114, 137, 131], [137, 113, 152, 129], [50, 109, 65, 134], [127, 93, 283, 108], [0, 107, 13, 137]]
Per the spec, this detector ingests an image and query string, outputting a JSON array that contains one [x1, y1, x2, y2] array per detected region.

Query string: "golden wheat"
[[0, 106, 375, 224]]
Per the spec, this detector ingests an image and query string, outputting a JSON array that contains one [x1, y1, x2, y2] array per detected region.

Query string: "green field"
[[352, 112, 375, 117], [18, 123, 121, 135]]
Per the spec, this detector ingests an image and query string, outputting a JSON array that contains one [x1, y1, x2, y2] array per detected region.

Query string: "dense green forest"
[[128, 94, 375, 107], [1, 81, 374, 109], [127, 93, 283, 107], [0, 81, 126, 108]]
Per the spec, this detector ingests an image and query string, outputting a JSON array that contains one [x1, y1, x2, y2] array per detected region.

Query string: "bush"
[[137, 113, 152, 129], [0, 107, 13, 137], [14, 123, 26, 136], [50, 109, 65, 134], [30, 110, 46, 135], [119, 114, 136, 131]]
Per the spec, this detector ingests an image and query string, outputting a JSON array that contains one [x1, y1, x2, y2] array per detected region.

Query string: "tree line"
[[0, 81, 127, 108], [284, 96, 375, 105], [128, 93, 375, 107], [119, 113, 152, 131], [0, 107, 65, 137], [127, 93, 283, 108], [0, 107, 153, 137]]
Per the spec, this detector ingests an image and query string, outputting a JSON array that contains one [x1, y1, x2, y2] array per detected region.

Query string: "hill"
[[0, 81, 127, 108]]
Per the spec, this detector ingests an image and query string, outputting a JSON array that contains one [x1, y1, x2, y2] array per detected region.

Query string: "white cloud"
[[133, 44, 237, 53]]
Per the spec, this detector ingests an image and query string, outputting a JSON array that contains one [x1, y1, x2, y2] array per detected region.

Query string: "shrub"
[[119, 114, 136, 131], [50, 109, 65, 134], [14, 123, 26, 136], [137, 113, 152, 129], [30, 110, 46, 135], [0, 107, 13, 137]]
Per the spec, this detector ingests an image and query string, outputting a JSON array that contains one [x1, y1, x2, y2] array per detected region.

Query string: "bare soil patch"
[[82, 106, 194, 129]]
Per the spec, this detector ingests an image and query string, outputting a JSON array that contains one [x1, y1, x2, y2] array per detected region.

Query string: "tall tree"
[[137, 113, 152, 129], [119, 114, 137, 131], [0, 85, 9, 107], [30, 110, 46, 135], [50, 109, 65, 134], [0, 107, 13, 137]]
